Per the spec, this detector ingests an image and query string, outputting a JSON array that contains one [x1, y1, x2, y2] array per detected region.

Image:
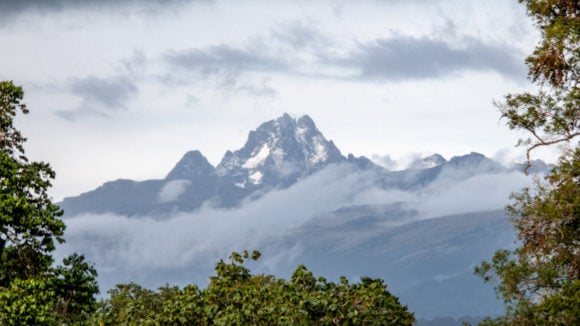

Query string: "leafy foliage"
[[496, 0, 580, 163], [0, 81, 65, 287], [95, 250, 415, 326], [0, 81, 99, 325], [476, 1, 580, 324], [476, 150, 580, 324], [0, 277, 57, 326]]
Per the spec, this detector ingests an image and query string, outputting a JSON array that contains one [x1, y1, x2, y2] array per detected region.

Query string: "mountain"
[[211, 113, 356, 207], [59, 114, 534, 217], [57, 113, 545, 319], [282, 209, 513, 318], [217, 114, 345, 189], [446, 152, 503, 173], [165, 150, 216, 181], [60, 113, 378, 215], [60, 114, 516, 217], [60, 150, 218, 217]]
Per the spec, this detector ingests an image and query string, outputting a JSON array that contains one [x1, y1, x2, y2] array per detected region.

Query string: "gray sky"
[[0, 0, 551, 201]]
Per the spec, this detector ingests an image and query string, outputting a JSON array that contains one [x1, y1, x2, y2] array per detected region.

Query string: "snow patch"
[[248, 171, 263, 184], [295, 126, 307, 143], [242, 144, 270, 169], [309, 137, 329, 165], [235, 181, 246, 189]]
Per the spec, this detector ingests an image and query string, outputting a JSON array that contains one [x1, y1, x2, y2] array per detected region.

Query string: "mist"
[[55, 163, 533, 293]]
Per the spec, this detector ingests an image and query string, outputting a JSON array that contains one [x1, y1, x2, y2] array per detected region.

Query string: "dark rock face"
[[216, 113, 345, 190]]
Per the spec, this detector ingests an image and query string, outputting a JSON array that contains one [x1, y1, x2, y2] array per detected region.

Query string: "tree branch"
[[525, 131, 580, 172]]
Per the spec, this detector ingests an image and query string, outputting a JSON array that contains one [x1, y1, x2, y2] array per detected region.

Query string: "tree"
[[0, 81, 65, 287], [0, 81, 99, 325], [498, 0, 580, 164], [95, 250, 415, 325], [476, 1, 580, 324]]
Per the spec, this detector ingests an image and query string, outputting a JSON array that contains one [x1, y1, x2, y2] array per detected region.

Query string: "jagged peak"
[[297, 114, 315, 128], [273, 112, 296, 128], [245, 113, 326, 148], [180, 150, 205, 160], [165, 150, 215, 180], [269, 113, 317, 129], [280, 112, 293, 121], [216, 113, 345, 183]]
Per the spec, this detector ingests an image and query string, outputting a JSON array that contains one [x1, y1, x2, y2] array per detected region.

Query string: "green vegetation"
[[93, 250, 415, 325], [0, 81, 99, 325], [475, 1, 580, 324]]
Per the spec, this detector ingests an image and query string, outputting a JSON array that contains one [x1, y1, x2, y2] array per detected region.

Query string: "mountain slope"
[[60, 114, 532, 218], [276, 209, 514, 318], [59, 114, 533, 217], [60, 113, 378, 215], [216, 113, 346, 189], [60, 150, 219, 217], [55, 113, 541, 319]]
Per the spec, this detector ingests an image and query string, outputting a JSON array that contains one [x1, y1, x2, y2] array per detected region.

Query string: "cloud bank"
[[164, 25, 526, 84], [344, 36, 525, 81], [56, 164, 533, 292]]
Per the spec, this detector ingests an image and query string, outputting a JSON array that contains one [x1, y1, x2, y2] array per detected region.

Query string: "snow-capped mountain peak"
[[216, 113, 345, 188], [59, 111, 518, 218]]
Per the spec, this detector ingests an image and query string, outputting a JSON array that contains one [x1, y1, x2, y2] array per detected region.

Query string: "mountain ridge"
[[55, 113, 549, 319], [59, 113, 548, 217]]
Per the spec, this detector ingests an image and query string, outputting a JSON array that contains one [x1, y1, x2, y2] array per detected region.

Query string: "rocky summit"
[[59, 114, 377, 216]]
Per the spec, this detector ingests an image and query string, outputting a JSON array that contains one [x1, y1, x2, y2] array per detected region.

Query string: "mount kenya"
[[57, 113, 550, 319]]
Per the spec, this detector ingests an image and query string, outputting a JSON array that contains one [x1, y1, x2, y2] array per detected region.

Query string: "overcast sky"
[[0, 0, 549, 201]]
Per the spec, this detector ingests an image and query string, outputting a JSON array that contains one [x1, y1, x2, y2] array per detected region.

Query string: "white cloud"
[[417, 172, 531, 218], [158, 179, 191, 203], [56, 163, 534, 292]]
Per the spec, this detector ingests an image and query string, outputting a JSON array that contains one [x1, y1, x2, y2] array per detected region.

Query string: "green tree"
[[476, 1, 580, 324], [497, 0, 579, 162], [96, 250, 415, 325], [0, 277, 57, 326], [0, 81, 65, 287], [0, 81, 99, 325]]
